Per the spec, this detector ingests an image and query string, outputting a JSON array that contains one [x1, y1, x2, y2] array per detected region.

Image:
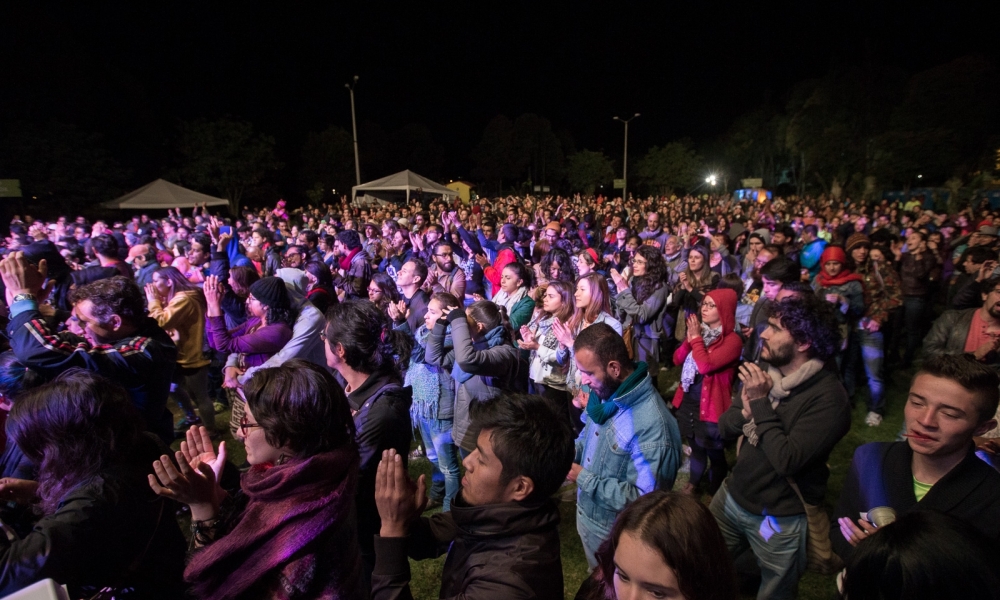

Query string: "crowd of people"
[[0, 189, 998, 599]]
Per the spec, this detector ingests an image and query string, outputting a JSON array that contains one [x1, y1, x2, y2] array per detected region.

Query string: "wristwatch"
[[11, 293, 36, 303]]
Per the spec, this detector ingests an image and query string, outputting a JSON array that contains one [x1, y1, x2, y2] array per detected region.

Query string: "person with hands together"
[[370, 394, 574, 600], [671, 289, 742, 496], [714, 295, 850, 599], [615, 245, 673, 372], [153, 361, 366, 600]]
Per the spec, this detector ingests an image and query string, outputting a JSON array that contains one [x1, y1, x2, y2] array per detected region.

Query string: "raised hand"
[[148, 440, 228, 521], [375, 449, 427, 537], [551, 319, 574, 348]]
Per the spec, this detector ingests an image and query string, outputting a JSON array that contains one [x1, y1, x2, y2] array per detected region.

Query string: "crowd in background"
[[0, 189, 998, 599]]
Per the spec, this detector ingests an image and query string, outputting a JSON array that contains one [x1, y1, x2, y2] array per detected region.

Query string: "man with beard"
[[925, 275, 1000, 371], [567, 323, 681, 568], [714, 295, 850, 600], [371, 394, 574, 600], [638, 211, 669, 250], [424, 240, 465, 299]]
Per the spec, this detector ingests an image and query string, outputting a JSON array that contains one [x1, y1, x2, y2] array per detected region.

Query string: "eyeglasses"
[[434, 252, 452, 258], [630, 257, 647, 266], [239, 414, 263, 436]]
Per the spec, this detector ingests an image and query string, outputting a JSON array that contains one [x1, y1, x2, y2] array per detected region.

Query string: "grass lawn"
[[175, 361, 914, 600]]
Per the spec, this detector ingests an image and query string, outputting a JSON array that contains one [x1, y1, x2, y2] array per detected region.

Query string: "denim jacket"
[[574, 374, 681, 531]]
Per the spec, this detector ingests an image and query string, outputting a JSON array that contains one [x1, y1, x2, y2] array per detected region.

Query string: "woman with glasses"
[[150, 360, 365, 599], [611, 245, 672, 373], [671, 289, 741, 496], [368, 272, 401, 315]]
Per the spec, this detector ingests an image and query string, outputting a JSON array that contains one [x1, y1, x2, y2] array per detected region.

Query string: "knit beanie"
[[845, 233, 870, 253], [249, 277, 291, 310]]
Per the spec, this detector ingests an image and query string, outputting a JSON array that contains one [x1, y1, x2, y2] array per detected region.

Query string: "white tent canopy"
[[103, 179, 229, 210], [351, 170, 458, 205]]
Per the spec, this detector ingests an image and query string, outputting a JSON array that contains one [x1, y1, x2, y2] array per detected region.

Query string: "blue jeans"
[[576, 508, 612, 570], [710, 482, 808, 600], [844, 327, 885, 413], [416, 417, 460, 511]]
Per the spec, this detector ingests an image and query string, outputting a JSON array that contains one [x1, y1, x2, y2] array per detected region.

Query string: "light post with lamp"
[[613, 113, 640, 202]]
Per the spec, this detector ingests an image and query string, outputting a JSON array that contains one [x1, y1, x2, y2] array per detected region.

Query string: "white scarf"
[[492, 286, 526, 314], [743, 358, 824, 446]]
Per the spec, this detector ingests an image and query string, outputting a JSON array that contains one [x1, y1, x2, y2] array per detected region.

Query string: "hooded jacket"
[[671, 288, 742, 424]]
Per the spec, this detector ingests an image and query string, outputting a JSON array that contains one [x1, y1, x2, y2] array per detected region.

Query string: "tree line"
[[1, 54, 996, 216]]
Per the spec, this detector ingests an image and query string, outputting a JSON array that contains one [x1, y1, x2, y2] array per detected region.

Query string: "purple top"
[[206, 316, 292, 368]]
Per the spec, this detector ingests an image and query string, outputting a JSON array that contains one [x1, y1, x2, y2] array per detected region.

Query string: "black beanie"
[[249, 277, 291, 310]]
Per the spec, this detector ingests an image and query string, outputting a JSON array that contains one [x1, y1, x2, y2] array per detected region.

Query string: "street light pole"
[[613, 113, 640, 202], [346, 76, 361, 187]]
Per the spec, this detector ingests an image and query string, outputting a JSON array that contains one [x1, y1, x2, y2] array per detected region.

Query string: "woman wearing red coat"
[[671, 287, 742, 495]]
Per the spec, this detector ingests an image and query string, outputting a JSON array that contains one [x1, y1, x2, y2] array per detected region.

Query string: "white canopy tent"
[[351, 170, 458, 206], [102, 179, 229, 210]]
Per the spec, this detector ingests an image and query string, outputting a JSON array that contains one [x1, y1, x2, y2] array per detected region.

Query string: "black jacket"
[[371, 497, 564, 600], [832, 442, 1000, 562], [719, 368, 851, 516], [0, 436, 187, 598], [346, 371, 413, 584]]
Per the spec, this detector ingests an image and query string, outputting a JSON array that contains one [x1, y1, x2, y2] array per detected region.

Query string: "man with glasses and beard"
[[424, 241, 465, 299]]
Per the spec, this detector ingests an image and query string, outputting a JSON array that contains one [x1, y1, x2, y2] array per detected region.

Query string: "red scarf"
[[338, 246, 361, 271], [817, 268, 863, 288], [185, 448, 361, 600]]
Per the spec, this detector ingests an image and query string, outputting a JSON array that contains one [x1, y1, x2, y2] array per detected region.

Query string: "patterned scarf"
[[679, 323, 724, 392]]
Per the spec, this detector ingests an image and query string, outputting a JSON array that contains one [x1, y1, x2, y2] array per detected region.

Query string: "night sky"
[[4, 1, 998, 184]]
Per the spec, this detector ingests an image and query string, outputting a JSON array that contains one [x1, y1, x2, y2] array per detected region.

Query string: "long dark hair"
[[370, 272, 401, 310], [594, 491, 738, 600], [8, 369, 143, 514], [631, 245, 667, 304], [244, 360, 356, 458], [325, 299, 412, 375], [541, 247, 575, 283], [155, 266, 206, 309]]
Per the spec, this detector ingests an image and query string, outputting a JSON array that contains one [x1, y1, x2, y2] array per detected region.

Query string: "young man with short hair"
[[833, 354, 1000, 561], [390, 259, 429, 334], [371, 393, 575, 600]]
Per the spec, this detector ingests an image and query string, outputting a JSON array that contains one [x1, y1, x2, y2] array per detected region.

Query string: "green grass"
[[173, 362, 912, 600]]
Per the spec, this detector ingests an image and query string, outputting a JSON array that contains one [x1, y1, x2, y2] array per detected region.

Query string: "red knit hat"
[[820, 246, 848, 266]]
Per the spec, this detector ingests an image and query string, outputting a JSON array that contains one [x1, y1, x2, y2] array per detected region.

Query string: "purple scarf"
[[185, 447, 361, 599]]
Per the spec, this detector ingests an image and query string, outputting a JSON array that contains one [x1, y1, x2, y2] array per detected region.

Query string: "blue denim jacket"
[[575, 374, 682, 531]]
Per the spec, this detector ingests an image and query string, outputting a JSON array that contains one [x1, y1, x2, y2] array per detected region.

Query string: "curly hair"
[[540, 247, 575, 283], [770, 295, 841, 361], [244, 359, 357, 458], [69, 276, 145, 326], [8, 369, 143, 515], [632, 245, 668, 304]]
